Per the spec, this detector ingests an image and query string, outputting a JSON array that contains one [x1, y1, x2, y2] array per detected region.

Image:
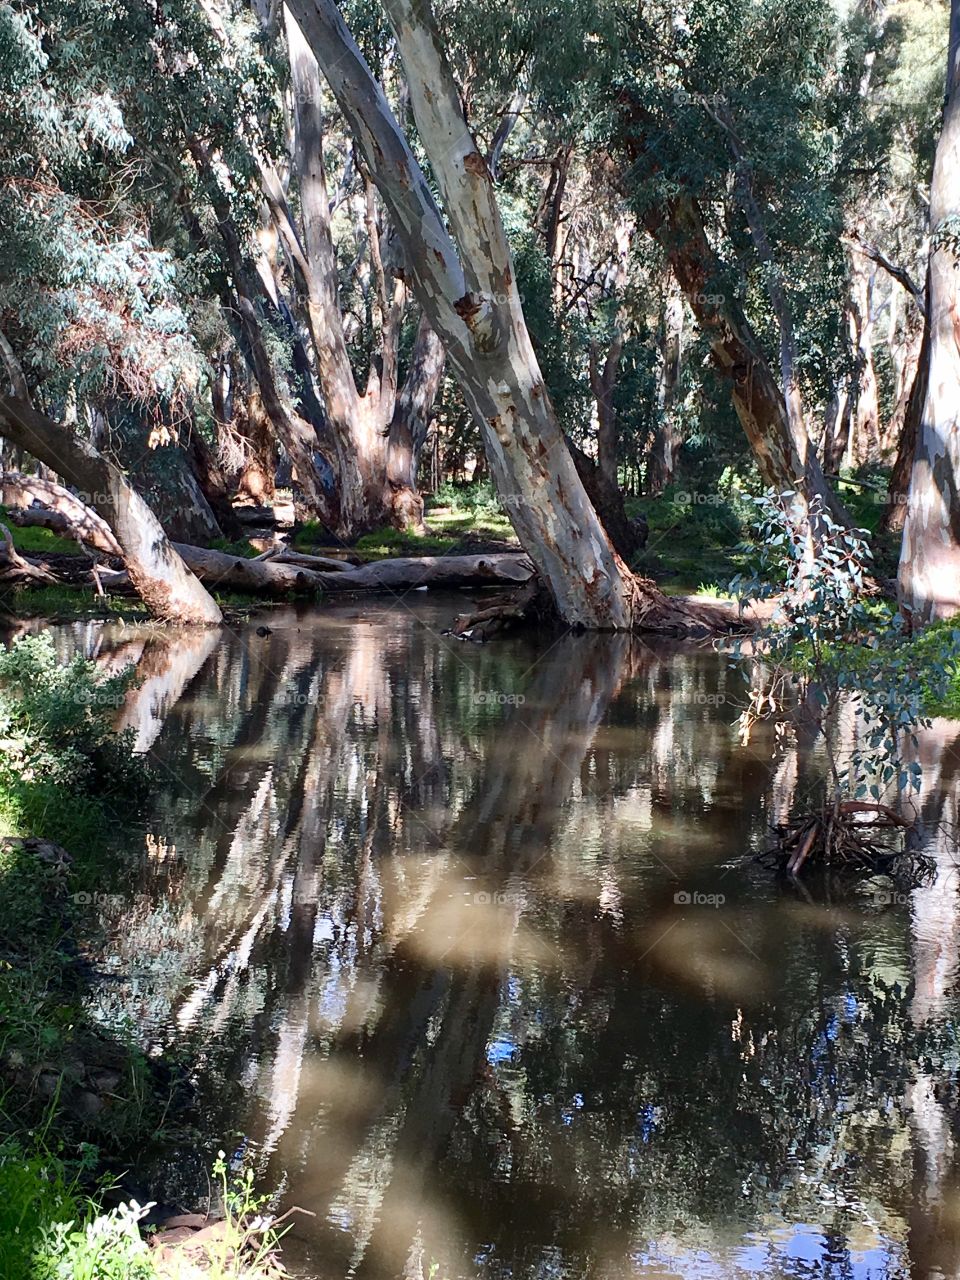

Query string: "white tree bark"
[[284, 0, 646, 629], [0, 394, 223, 624]]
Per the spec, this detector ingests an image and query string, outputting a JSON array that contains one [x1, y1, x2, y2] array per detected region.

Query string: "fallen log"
[[0, 522, 57, 583], [312, 553, 537, 593], [173, 543, 324, 594], [172, 543, 536, 597]]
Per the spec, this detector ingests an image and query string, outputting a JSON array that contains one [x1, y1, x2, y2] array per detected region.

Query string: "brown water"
[[48, 600, 960, 1279]]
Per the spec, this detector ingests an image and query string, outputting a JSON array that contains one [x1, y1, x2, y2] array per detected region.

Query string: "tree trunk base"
[[449, 571, 750, 639]]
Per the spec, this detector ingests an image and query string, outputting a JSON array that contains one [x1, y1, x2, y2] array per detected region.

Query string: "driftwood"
[[764, 798, 925, 879]]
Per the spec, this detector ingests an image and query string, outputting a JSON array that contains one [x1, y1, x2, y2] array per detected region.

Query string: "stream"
[[37, 598, 960, 1279]]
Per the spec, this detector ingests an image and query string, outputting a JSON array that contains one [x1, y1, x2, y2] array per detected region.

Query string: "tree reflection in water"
[[66, 601, 960, 1280]]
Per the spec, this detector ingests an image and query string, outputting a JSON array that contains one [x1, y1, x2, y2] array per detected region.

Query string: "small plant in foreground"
[[201, 1151, 289, 1279], [0, 633, 141, 795]]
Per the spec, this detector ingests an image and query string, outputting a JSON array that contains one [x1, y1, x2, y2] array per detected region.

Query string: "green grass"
[[0, 508, 79, 556], [293, 492, 518, 560], [209, 536, 259, 559], [0, 584, 149, 620], [352, 509, 518, 559]]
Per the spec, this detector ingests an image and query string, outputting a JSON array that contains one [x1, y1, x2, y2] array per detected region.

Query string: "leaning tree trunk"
[[619, 97, 848, 540], [899, 1, 960, 623], [0, 394, 222, 624], [652, 194, 849, 539], [285, 0, 657, 630]]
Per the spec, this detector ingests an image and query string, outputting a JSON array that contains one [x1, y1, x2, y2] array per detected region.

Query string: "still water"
[[47, 599, 960, 1279]]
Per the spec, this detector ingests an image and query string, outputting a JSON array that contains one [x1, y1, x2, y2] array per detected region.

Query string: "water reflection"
[[59, 600, 960, 1279]]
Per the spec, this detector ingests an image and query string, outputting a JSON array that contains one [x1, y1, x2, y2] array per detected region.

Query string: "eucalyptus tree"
[[283, 0, 689, 629], [0, 1, 222, 622], [898, 0, 960, 623]]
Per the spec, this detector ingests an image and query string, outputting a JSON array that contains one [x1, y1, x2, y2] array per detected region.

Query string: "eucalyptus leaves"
[[730, 492, 953, 875]]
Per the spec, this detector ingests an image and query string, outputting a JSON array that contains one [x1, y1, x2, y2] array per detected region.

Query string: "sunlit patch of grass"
[[209, 537, 259, 559], [0, 507, 79, 556]]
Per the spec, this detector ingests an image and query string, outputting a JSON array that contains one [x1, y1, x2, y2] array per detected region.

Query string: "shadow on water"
[[48, 599, 960, 1279]]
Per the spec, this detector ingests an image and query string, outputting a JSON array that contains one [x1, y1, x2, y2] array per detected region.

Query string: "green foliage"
[[429, 480, 503, 519], [630, 480, 754, 589], [0, 634, 142, 797], [731, 493, 938, 802], [0, 1140, 284, 1280], [908, 620, 960, 719]]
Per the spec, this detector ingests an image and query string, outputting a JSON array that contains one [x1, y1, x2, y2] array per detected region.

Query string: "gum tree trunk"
[[285, 0, 656, 629], [649, 194, 849, 543], [0, 394, 222, 624], [898, 0, 960, 623]]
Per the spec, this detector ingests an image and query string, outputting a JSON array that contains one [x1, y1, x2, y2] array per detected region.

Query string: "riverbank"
[[0, 637, 286, 1280]]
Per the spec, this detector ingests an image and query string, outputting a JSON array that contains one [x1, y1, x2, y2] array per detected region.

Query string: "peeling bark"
[[285, 0, 671, 630]]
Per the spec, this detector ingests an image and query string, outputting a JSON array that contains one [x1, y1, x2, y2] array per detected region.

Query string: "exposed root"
[[760, 798, 933, 881], [448, 571, 757, 642]]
